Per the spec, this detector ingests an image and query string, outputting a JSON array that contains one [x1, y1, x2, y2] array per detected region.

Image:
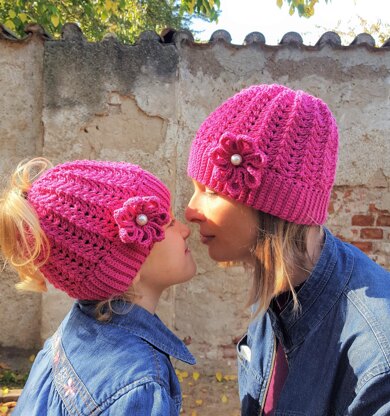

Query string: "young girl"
[[0, 158, 196, 415], [185, 84, 390, 415]]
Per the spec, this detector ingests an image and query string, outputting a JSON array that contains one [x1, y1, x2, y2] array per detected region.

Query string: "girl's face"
[[185, 181, 259, 263], [138, 212, 196, 290]]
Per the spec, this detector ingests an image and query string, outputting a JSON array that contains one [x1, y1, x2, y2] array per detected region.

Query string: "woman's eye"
[[205, 188, 216, 195], [169, 219, 176, 227]]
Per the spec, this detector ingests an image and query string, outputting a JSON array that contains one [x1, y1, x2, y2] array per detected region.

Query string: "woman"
[[185, 84, 390, 415]]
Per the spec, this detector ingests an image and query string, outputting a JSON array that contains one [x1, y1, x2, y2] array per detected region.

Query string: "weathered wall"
[[0, 27, 45, 349], [0, 25, 389, 372]]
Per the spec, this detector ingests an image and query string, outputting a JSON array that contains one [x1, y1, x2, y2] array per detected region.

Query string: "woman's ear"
[[132, 272, 142, 285]]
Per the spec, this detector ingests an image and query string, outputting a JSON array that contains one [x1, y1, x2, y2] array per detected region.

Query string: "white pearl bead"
[[230, 154, 242, 166], [136, 214, 148, 226]]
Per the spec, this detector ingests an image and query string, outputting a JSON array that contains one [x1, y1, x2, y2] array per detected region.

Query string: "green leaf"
[[18, 12, 28, 23], [297, 4, 305, 15], [51, 14, 60, 27], [5, 19, 16, 30], [189, 0, 196, 14]]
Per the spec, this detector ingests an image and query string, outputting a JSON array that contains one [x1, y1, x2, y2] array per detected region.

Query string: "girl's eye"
[[169, 219, 176, 227]]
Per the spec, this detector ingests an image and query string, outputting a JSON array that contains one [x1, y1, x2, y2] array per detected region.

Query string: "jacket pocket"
[[237, 333, 263, 405]]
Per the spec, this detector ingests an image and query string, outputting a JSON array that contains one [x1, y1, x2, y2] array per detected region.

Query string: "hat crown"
[[28, 160, 171, 300], [188, 84, 338, 225]]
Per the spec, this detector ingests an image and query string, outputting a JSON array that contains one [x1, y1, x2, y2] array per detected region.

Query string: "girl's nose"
[[180, 221, 191, 239], [185, 194, 206, 223]]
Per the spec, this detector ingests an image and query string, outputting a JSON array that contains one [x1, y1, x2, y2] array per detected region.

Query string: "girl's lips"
[[200, 234, 215, 244]]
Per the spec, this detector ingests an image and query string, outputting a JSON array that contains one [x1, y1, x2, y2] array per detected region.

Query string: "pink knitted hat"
[[27, 160, 171, 300], [188, 84, 338, 225]]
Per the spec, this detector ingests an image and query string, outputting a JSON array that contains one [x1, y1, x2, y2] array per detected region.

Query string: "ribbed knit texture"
[[188, 84, 339, 225], [28, 160, 171, 300]]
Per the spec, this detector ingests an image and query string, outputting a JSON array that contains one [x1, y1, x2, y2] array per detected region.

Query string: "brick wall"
[[328, 186, 389, 269]]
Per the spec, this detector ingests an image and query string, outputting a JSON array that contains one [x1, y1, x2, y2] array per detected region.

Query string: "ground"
[[178, 369, 240, 415], [0, 350, 240, 415]]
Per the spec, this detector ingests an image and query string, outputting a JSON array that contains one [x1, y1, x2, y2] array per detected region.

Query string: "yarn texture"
[[27, 160, 170, 300], [188, 84, 339, 225]]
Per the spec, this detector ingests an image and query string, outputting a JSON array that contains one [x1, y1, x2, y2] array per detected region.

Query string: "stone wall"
[[0, 24, 389, 372]]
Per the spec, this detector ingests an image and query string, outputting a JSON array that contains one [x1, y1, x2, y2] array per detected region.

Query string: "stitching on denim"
[[237, 335, 263, 383], [150, 342, 162, 384], [97, 377, 170, 410], [340, 366, 390, 414], [52, 332, 81, 416], [286, 246, 354, 354], [346, 290, 390, 368], [356, 363, 390, 391], [285, 231, 339, 331], [52, 330, 101, 415], [106, 321, 192, 363], [289, 241, 355, 351]]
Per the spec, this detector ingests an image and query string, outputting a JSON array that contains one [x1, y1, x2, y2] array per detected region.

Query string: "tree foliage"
[[334, 16, 390, 45], [277, 0, 330, 18], [0, 0, 337, 43], [0, 0, 220, 43]]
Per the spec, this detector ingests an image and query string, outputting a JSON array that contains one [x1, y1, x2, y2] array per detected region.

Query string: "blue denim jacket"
[[238, 228, 390, 416], [14, 302, 195, 415]]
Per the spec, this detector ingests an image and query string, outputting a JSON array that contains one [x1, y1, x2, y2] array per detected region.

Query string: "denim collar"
[[77, 301, 196, 365], [268, 227, 354, 352]]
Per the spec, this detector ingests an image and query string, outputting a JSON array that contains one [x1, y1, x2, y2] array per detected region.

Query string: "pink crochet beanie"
[[188, 84, 339, 225], [27, 160, 170, 300]]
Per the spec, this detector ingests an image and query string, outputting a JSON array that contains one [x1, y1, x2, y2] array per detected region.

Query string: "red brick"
[[328, 202, 335, 214], [221, 345, 237, 359], [377, 215, 390, 227], [351, 241, 373, 254], [232, 335, 244, 345], [369, 204, 390, 214], [360, 228, 384, 239], [352, 215, 375, 226]]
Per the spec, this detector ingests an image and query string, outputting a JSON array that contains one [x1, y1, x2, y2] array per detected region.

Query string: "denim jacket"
[[14, 302, 195, 415], [238, 228, 390, 416]]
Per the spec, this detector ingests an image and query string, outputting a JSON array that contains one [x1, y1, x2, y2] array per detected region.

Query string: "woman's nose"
[[185, 203, 205, 224]]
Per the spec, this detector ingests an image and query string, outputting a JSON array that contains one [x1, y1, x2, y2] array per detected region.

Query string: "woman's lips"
[[200, 234, 215, 244]]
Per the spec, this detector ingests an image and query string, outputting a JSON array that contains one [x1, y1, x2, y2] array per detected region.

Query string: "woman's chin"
[[208, 247, 252, 265], [208, 248, 235, 263]]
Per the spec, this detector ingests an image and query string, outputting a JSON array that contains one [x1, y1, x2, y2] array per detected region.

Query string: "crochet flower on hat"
[[114, 196, 170, 247], [210, 132, 267, 196]]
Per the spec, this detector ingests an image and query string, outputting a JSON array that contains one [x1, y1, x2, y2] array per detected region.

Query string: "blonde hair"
[[94, 289, 137, 322], [249, 211, 313, 316], [0, 158, 138, 320], [0, 158, 52, 293]]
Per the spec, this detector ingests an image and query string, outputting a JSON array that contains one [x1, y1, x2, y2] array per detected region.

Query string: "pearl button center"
[[136, 214, 148, 226], [230, 154, 242, 166]]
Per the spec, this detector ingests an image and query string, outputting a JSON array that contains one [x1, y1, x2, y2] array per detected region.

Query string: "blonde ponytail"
[[0, 158, 53, 293]]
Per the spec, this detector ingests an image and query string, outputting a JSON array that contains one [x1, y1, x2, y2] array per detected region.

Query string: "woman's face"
[[185, 180, 259, 263]]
